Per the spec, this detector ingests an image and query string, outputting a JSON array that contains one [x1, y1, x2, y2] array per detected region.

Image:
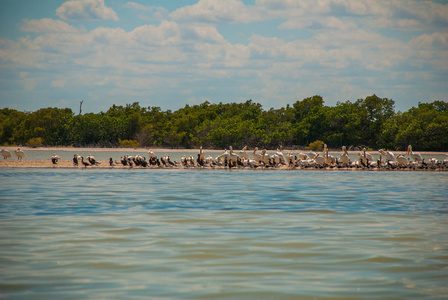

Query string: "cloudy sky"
[[0, 0, 447, 113]]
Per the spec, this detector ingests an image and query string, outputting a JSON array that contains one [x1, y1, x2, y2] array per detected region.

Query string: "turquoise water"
[[1, 169, 447, 299]]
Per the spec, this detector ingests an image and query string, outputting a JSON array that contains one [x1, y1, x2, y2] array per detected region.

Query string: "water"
[[1, 169, 447, 299]]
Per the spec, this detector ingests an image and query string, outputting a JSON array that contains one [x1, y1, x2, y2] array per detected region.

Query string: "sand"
[[0, 146, 447, 170]]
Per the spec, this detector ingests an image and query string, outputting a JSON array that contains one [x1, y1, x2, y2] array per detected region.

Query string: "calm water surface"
[[1, 169, 447, 299]]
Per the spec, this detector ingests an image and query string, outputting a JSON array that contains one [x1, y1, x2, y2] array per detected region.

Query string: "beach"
[[0, 146, 447, 170]]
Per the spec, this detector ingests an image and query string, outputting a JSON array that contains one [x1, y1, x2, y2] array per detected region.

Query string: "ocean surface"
[[0, 168, 447, 299]]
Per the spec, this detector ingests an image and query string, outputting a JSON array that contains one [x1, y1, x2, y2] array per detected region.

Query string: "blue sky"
[[0, 0, 447, 114]]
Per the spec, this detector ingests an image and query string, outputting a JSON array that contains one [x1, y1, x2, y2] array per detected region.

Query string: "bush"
[[306, 140, 324, 151], [26, 137, 43, 148], [119, 139, 140, 148]]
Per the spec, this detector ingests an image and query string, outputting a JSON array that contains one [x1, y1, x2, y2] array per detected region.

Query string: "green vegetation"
[[1, 95, 447, 151], [118, 139, 140, 148]]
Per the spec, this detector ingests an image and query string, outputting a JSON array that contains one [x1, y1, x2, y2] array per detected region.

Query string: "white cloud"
[[56, 0, 118, 21], [51, 79, 66, 88], [170, 0, 259, 23], [20, 18, 80, 33]]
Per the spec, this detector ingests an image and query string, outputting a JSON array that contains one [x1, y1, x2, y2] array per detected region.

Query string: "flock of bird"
[[1, 145, 447, 170]]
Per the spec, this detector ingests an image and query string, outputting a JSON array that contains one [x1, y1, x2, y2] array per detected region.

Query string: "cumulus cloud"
[[170, 0, 260, 23], [56, 0, 118, 21], [20, 18, 80, 33]]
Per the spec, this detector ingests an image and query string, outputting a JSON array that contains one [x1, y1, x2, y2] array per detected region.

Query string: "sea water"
[[0, 168, 447, 299]]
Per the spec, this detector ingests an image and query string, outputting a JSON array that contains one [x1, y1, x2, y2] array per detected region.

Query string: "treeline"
[[1, 95, 447, 151]]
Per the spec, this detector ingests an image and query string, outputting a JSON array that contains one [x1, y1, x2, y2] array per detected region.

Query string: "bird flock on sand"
[[1, 145, 447, 170]]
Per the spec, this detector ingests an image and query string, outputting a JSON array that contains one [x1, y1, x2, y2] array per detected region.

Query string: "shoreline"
[[2, 146, 447, 155]]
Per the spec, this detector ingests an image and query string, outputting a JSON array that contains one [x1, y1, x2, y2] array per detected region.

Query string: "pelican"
[[286, 152, 296, 167], [297, 152, 308, 160], [0, 149, 12, 159], [396, 154, 408, 167], [228, 146, 239, 167], [378, 149, 395, 162], [275, 148, 286, 164], [238, 146, 250, 160], [323, 144, 336, 165], [147, 149, 157, 159], [406, 145, 423, 163], [14, 148, 26, 160], [340, 146, 350, 167], [252, 147, 263, 162], [260, 149, 270, 166], [361, 148, 374, 162], [313, 153, 326, 166], [199, 146, 205, 162]]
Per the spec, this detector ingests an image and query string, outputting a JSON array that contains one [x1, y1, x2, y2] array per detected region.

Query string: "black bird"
[[73, 154, 79, 166], [51, 154, 60, 165], [109, 157, 114, 166], [81, 156, 90, 168]]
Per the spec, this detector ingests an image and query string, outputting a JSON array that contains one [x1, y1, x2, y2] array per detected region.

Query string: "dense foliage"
[[1, 95, 447, 151]]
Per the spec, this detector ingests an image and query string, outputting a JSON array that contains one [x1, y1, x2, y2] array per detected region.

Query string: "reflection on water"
[[0, 169, 447, 299]]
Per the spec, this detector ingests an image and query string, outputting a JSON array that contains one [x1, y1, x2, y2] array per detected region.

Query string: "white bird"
[[228, 146, 239, 166], [406, 145, 423, 163], [340, 146, 350, 167], [297, 152, 308, 160], [147, 149, 157, 159], [238, 146, 250, 160], [275, 148, 286, 164], [252, 147, 263, 162], [396, 154, 408, 166], [361, 148, 374, 162], [323, 144, 336, 165], [313, 154, 326, 166], [378, 149, 395, 162], [199, 146, 205, 162], [0, 149, 12, 159], [14, 148, 26, 160], [286, 152, 296, 166], [260, 149, 270, 165]]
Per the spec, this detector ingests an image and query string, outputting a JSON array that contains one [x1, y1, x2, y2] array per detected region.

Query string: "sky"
[[0, 0, 447, 114]]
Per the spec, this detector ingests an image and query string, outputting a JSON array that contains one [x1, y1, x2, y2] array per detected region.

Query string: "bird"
[[323, 144, 336, 165], [313, 153, 326, 166], [73, 154, 79, 166], [147, 149, 157, 159], [87, 154, 100, 165], [340, 146, 350, 167], [378, 149, 395, 162], [109, 157, 115, 166], [0, 149, 12, 159], [406, 145, 423, 163], [14, 148, 26, 160], [80, 156, 90, 168], [361, 148, 374, 162], [252, 147, 263, 162], [51, 154, 60, 165], [198, 146, 206, 162], [396, 154, 408, 167], [275, 148, 286, 164], [238, 146, 250, 160]]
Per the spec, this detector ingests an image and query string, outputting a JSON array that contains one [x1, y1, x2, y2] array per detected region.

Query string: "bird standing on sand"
[[81, 156, 90, 168], [406, 145, 423, 163], [14, 148, 26, 160], [51, 154, 60, 165], [73, 154, 79, 166], [1, 149, 12, 159]]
